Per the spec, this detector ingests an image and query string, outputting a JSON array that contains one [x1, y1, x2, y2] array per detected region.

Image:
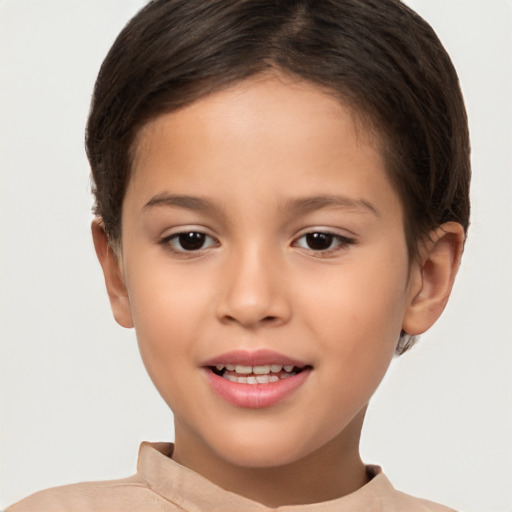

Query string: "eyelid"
[[159, 226, 220, 254], [292, 228, 356, 254]]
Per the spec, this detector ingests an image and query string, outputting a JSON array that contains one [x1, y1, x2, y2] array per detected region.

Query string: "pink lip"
[[201, 349, 308, 368], [201, 349, 312, 409]]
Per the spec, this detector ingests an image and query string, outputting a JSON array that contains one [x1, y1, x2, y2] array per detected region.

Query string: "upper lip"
[[201, 349, 309, 368]]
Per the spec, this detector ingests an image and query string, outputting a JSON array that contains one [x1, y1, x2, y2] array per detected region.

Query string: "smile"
[[211, 364, 304, 384], [202, 350, 312, 408]]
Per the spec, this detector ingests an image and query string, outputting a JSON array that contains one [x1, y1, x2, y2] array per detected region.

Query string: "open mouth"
[[204, 353, 313, 407], [210, 364, 310, 384]]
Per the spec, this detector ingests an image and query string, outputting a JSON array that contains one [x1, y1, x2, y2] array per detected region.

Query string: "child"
[[6, 0, 472, 510]]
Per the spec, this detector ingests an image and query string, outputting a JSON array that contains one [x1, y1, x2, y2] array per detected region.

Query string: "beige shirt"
[[7, 442, 456, 511]]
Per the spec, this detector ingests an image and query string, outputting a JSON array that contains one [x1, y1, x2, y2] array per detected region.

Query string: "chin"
[[207, 429, 322, 469], [220, 447, 302, 469]]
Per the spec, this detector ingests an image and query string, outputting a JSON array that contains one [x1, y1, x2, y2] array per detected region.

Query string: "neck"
[[172, 409, 369, 507]]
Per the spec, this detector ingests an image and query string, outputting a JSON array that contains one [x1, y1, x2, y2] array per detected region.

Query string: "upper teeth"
[[215, 364, 295, 374]]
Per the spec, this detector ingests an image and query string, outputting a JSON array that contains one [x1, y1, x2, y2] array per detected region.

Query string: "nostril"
[[215, 285, 292, 327], [220, 313, 281, 327]]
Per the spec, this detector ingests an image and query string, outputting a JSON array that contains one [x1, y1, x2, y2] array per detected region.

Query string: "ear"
[[402, 222, 465, 336], [91, 219, 134, 328]]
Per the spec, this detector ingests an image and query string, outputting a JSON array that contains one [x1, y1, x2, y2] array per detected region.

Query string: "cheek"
[[297, 250, 409, 370], [127, 253, 212, 332], [123, 259, 213, 395], [296, 267, 407, 437]]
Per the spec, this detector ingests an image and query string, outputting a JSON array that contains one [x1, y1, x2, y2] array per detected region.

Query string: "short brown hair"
[[86, 0, 471, 354]]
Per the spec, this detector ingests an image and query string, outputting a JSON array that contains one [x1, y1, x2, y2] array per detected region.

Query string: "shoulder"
[[389, 489, 457, 511], [5, 443, 184, 512], [367, 466, 457, 512], [5, 476, 177, 512]]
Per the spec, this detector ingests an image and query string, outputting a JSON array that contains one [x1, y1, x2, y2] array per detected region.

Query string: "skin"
[[93, 73, 464, 507]]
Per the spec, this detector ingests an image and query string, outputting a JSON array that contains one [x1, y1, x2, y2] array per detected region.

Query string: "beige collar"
[[137, 442, 396, 511]]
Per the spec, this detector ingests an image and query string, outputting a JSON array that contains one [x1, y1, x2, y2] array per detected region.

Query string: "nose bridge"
[[216, 239, 289, 327]]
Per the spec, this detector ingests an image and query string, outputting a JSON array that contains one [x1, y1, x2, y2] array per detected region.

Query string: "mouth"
[[210, 363, 310, 384], [202, 350, 312, 408]]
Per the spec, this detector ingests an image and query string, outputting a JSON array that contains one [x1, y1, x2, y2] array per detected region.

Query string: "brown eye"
[[305, 232, 334, 251], [294, 231, 355, 253], [165, 231, 217, 252], [178, 232, 206, 250]]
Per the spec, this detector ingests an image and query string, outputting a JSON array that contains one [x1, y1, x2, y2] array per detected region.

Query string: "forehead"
[[134, 74, 380, 161], [126, 74, 397, 220]]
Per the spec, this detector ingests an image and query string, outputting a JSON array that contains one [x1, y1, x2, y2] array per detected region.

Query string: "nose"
[[215, 244, 291, 329]]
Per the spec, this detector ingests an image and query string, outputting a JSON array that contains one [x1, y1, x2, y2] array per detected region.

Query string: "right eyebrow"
[[142, 193, 220, 213], [282, 194, 380, 217]]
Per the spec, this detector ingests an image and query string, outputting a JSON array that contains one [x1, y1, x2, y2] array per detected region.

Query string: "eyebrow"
[[142, 192, 379, 217], [143, 193, 220, 212], [282, 195, 380, 217]]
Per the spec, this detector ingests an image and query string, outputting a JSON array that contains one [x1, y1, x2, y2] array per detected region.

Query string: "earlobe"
[[91, 219, 134, 328], [402, 222, 465, 336]]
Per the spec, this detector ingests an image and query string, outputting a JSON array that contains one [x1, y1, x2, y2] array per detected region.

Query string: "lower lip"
[[204, 368, 311, 409]]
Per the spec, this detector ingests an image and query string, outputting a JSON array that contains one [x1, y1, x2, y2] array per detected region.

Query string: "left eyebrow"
[[282, 195, 380, 217], [143, 193, 221, 213]]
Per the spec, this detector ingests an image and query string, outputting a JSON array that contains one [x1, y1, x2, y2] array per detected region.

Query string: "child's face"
[[116, 75, 419, 469]]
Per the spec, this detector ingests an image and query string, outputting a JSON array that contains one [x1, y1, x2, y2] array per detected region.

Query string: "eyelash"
[[160, 230, 356, 255], [160, 231, 218, 255], [293, 231, 356, 256]]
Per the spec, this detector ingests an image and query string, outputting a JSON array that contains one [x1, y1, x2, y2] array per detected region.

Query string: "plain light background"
[[1, 1, 511, 510]]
